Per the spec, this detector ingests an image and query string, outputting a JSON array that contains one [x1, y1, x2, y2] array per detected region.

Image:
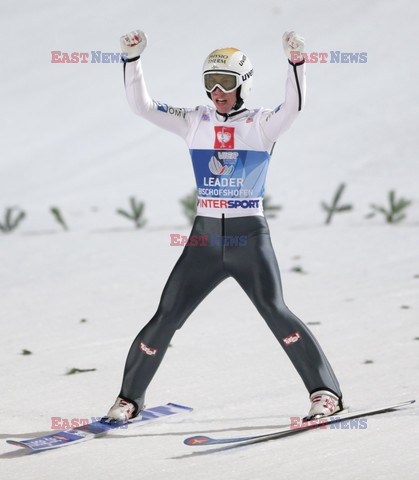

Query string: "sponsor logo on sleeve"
[[156, 101, 168, 112], [265, 104, 281, 122], [155, 102, 186, 118]]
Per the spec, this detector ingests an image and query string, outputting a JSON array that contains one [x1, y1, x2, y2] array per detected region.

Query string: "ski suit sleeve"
[[123, 58, 196, 139], [260, 60, 306, 146]]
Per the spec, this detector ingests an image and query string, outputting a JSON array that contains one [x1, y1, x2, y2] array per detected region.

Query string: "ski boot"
[[305, 390, 345, 420], [101, 395, 144, 424]]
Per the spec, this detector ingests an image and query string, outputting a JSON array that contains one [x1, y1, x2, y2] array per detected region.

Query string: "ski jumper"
[[119, 57, 342, 411]]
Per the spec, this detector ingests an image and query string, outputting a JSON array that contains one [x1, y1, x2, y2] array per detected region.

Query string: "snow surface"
[[1, 0, 418, 478]]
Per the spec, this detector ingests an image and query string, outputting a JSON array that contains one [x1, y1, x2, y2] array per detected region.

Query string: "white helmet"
[[202, 48, 254, 109]]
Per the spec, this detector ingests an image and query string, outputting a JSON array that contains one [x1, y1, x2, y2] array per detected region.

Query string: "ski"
[[184, 399, 414, 447], [7, 403, 192, 452]]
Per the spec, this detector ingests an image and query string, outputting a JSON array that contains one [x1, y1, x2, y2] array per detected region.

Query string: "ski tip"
[[184, 435, 213, 446], [6, 440, 28, 448], [390, 399, 416, 408], [166, 403, 193, 412]]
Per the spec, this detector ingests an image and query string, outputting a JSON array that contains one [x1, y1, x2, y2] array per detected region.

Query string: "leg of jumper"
[[225, 216, 342, 398], [119, 218, 228, 408]]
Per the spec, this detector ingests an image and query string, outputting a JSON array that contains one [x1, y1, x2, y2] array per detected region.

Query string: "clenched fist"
[[120, 30, 148, 60], [282, 31, 305, 62]]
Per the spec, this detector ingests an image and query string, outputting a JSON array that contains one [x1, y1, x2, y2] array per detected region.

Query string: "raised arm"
[[260, 32, 306, 146], [121, 30, 194, 139]]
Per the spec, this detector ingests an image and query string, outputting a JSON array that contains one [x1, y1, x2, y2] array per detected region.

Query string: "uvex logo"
[[283, 332, 302, 346], [140, 342, 158, 356], [241, 69, 254, 81]]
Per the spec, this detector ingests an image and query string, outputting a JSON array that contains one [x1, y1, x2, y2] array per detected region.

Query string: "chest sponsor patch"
[[214, 126, 235, 149]]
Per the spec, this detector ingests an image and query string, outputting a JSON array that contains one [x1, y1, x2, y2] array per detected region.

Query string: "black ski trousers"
[[119, 215, 342, 410]]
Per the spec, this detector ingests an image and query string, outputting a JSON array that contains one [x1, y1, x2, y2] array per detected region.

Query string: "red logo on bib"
[[214, 126, 235, 149]]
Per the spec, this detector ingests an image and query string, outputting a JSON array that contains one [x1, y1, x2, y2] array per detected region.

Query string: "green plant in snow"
[[366, 190, 412, 224], [117, 197, 147, 228], [263, 194, 282, 219], [0, 207, 26, 233], [321, 183, 353, 225], [180, 189, 197, 225], [290, 265, 307, 274], [50, 207, 68, 231], [65, 368, 97, 375]]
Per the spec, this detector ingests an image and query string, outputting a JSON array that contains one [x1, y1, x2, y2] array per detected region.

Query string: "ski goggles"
[[203, 72, 240, 93]]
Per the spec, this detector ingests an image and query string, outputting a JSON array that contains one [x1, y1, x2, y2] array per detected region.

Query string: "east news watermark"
[[290, 416, 368, 429], [170, 234, 247, 246], [50, 51, 368, 64], [50, 51, 128, 63], [50, 415, 368, 430], [291, 51, 367, 63], [51, 417, 128, 429]]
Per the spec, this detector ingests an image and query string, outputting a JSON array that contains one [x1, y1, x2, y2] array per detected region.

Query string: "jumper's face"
[[210, 88, 237, 114]]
